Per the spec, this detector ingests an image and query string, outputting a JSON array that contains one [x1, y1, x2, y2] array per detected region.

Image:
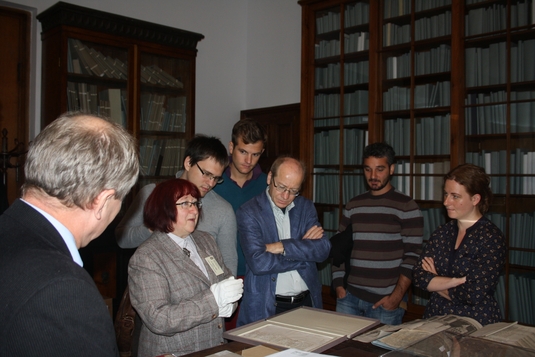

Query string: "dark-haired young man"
[[331, 142, 424, 325], [116, 135, 238, 275]]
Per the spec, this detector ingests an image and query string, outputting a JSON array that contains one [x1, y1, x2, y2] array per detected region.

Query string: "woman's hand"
[[422, 256, 438, 275]]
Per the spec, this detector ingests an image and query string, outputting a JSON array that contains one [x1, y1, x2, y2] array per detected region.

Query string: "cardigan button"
[[271, 277, 276, 281], [212, 314, 217, 319], [218, 324, 222, 329]]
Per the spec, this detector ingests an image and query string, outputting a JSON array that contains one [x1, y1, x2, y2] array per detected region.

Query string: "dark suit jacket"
[[236, 192, 331, 326], [0, 199, 118, 357]]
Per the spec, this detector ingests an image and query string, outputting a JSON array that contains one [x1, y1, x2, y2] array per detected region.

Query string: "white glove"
[[218, 301, 238, 318], [210, 277, 243, 308]]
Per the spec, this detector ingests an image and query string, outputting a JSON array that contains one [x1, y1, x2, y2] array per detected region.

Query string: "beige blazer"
[[128, 230, 233, 357]]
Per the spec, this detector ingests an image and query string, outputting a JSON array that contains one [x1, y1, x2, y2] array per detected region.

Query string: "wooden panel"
[[0, 6, 30, 204]]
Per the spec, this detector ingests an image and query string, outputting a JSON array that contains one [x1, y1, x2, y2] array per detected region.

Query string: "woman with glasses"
[[128, 178, 243, 357]]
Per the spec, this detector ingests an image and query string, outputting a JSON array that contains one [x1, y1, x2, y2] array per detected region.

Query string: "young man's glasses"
[[196, 163, 224, 184]]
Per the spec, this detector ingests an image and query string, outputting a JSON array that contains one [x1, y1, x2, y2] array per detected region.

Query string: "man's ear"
[[93, 189, 116, 219], [228, 141, 234, 154], [183, 156, 192, 171], [267, 171, 272, 185]]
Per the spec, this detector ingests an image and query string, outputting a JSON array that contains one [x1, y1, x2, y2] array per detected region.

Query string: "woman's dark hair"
[[444, 163, 492, 214], [143, 178, 201, 233]]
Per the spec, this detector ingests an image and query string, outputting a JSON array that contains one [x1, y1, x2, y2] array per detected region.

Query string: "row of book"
[[68, 39, 184, 89], [383, 22, 411, 46], [315, 2, 370, 35], [382, 81, 451, 111], [511, 39, 535, 83], [510, 251, 535, 268], [68, 39, 128, 80], [384, 0, 411, 17], [385, 115, 451, 156], [464, 91, 506, 135], [66, 83, 126, 127], [415, 45, 451, 75], [466, 39, 535, 87], [316, 11, 341, 35], [465, 42, 505, 87], [140, 94, 187, 133], [344, 2, 370, 27], [313, 169, 367, 205], [507, 272, 535, 325], [510, 212, 535, 250], [139, 65, 184, 89], [465, 4, 506, 36], [415, 115, 451, 155], [344, 32, 370, 53], [384, 118, 410, 156], [414, 11, 451, 41], [314, 91, 369, 117], [465, 149, 535, 194], [139, 138, 186, 177], [385, 45, 451, 79], [315, 33, 370, 59], [465, 102, 535, 135], [421, 207, 447, 242], [392, 160, 451, 199], [413, 174, 446, 201], [466, 1, 535, 36], [315, 39, 340, 59], [314, 128, 368, 165], [314, 60, 370, 89]]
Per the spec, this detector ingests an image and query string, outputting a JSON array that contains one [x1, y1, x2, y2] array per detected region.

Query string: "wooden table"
[[180, 339, 389, 357]]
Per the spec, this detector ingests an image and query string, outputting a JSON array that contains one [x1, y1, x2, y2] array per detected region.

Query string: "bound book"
[[356, 314, 535, 353], [223, 307, 379, 353]]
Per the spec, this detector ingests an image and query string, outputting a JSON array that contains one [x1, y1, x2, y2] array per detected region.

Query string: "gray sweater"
[[116, 177, 238, 276]]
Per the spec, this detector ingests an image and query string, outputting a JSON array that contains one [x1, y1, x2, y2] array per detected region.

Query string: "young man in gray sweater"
[[116, 135, 238, 276]]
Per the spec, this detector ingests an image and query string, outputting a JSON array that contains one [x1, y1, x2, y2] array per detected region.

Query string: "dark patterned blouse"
[[413, 217, 506, 325]]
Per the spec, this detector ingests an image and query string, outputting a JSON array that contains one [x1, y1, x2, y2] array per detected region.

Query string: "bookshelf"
[[37, 2, 203, 189], [300, 0, 535, 325], [37, 2, 203, 312]]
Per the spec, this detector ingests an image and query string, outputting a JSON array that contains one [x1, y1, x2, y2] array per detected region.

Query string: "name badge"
[[205, 256, 224, 276]]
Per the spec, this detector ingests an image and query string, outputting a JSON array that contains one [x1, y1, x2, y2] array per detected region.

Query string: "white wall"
[[3, 0, 301, 145]]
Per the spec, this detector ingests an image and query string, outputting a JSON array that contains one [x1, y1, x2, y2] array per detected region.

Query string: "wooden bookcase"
[[36, 2, 203, 312], [37, 1, 203, 189], [299, 0, 535, 324]]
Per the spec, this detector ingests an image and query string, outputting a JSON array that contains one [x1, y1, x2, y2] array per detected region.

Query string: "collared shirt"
[[223, 156, 263, 189], [168, 232, 209, 278], [265, 189, 309, 296], [21, 199, 83, 267]]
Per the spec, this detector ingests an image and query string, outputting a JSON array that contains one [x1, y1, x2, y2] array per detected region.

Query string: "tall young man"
[[213, 119, 268, 277]]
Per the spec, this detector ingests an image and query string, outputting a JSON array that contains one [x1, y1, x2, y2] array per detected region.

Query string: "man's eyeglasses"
[[176, 201, 203, 210], [272, 180, 300, 196], [195, 163, 224, 184]]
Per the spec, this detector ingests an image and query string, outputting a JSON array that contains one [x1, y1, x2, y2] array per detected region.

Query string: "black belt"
[[275, 290, 309, 304]]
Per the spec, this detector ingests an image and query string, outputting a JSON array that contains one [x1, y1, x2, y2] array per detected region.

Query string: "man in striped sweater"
[[331, 142, 423, 325]]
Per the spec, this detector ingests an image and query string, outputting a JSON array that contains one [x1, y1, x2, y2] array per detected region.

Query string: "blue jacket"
[[236, 192, 331, 326]]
